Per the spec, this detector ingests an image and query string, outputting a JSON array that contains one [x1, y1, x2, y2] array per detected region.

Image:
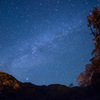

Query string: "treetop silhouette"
[[77, 7, 100, 87]]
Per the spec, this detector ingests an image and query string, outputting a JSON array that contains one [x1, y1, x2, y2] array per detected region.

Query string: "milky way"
[[0, 0, 100, 86]]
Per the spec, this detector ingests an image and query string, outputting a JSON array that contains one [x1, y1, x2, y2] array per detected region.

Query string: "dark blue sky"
[[0, 0, 100, 86]]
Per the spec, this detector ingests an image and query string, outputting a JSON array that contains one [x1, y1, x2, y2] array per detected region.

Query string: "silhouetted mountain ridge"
[[0, 72, 100, 100]]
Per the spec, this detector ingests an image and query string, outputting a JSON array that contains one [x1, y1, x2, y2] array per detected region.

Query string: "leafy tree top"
[[87, 7, 100, 37]]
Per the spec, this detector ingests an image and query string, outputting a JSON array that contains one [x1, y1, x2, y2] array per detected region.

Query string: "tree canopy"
[[77, 7, 100, 87]]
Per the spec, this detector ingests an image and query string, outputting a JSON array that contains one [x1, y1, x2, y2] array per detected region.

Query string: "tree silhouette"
[[77, 7, 100, 87]]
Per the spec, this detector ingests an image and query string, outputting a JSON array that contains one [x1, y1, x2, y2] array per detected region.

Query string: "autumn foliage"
[[77, 7, 100, 86], [0, 72, 20, 89]]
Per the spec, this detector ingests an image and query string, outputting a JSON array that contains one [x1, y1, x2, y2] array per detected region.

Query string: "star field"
[[0, 0, 100, 86]]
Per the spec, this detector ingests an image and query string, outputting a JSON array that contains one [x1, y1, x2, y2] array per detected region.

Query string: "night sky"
[[0, 0, 100, 86]]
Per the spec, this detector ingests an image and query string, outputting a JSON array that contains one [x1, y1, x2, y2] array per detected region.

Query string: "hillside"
[[0, 72, 100, 100]]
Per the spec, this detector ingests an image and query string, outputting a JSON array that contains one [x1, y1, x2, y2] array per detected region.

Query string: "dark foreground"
[[0, 72, 100, 100]]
